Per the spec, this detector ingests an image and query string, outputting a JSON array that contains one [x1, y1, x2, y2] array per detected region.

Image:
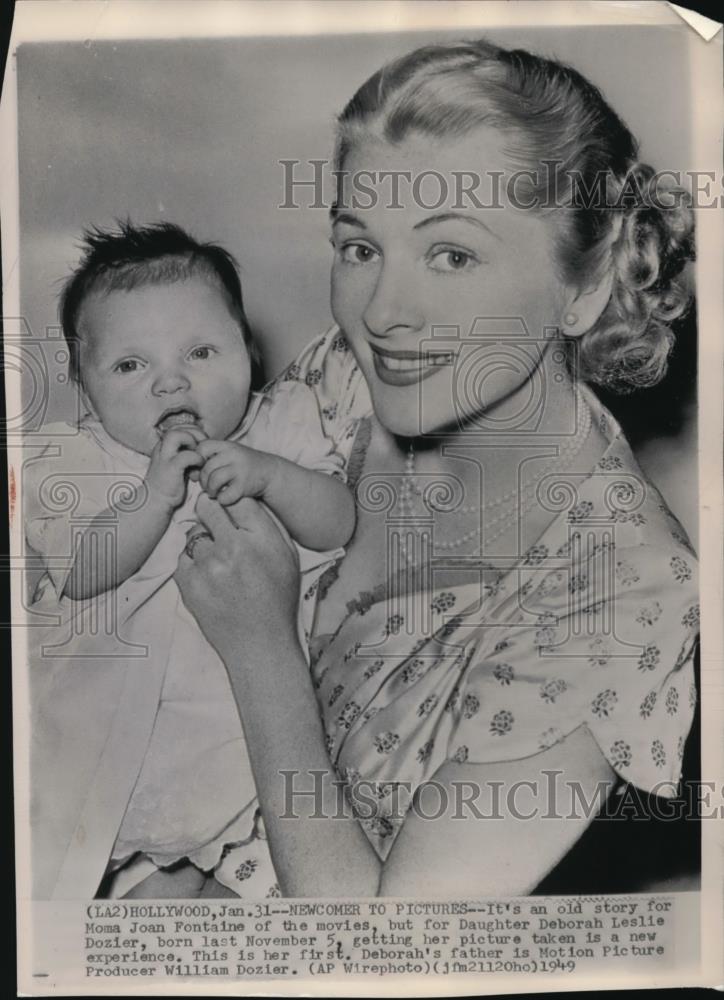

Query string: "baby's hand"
[[146, 427, 207, 508], [196, 440, 276, 505]]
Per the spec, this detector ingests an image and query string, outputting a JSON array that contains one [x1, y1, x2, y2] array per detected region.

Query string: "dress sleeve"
[[245, 380, 346, 481], [447, 542, 698, 798], [262, 325, 370, 464], [23, 426, 119, 596]]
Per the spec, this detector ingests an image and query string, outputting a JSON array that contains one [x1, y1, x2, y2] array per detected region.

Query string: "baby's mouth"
[[156, 407, 201, 434]]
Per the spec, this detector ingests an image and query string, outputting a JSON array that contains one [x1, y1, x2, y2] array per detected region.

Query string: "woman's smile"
[[331, 132, 572, 438], [371, 344, 454, 385]]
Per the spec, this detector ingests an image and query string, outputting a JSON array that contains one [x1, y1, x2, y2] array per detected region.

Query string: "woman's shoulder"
[[540, 435, 698, 623], [267, 326, 372, 430], [275, 325, 352, 375], [598, 448, 695, 562], [574, 386, 697, 560]]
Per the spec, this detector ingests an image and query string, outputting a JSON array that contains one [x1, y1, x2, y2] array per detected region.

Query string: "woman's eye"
[[429, 248, 478, 273], [339, 243, 380, 265], [115, 359, 140, 373], [189, 346, 214, 361]]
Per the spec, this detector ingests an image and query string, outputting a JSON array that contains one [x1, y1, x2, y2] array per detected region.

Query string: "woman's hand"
[[174, 493, 301, 660], [175, 495, 381, 898]]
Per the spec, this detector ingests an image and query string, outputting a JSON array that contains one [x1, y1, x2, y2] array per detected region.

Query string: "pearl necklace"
[[397, 386, 592, 565]]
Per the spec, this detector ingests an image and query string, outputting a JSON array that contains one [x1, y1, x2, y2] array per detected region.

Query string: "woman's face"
[[330, 129, 572, 438]]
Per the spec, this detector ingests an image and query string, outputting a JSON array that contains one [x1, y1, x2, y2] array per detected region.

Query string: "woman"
[[176, 39, 697, 898]]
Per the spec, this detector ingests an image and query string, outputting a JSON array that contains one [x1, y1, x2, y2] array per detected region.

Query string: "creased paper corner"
[[668, 3, 722, 41]]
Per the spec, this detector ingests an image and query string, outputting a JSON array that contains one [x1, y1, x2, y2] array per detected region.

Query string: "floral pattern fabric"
[[277, 327, 699, 861]]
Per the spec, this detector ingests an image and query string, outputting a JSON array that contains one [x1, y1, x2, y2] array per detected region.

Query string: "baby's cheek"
[[209, 383, 250, 438]]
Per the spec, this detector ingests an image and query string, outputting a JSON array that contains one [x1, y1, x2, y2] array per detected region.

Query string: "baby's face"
[[78, 276, 252, 456]]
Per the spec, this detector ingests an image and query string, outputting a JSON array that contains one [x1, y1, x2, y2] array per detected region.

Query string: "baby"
[[26, 222, 355, 899]]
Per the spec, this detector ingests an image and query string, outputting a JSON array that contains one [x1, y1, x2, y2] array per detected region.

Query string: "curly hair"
[[335, 40, 695, 392]]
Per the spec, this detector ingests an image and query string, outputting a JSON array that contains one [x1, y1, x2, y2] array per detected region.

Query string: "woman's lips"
[[371, 346, 454, 387]]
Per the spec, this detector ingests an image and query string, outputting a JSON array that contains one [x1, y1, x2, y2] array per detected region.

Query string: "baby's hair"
[[336, 39, 695, 392], [59, 220, 265, 389]]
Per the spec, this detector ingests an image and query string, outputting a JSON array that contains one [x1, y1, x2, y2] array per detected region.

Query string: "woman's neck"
[[376, 363, 583, 481]]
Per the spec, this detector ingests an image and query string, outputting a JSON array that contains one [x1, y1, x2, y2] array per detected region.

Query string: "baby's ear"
[[560, 270, 614, 337]]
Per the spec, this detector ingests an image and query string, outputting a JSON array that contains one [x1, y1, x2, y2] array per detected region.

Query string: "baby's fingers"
[[171, 450, 205, 476], [198, 451, 232, 492], [204, 465, 235, 499], [196, 438, 234, 461], [161, 427, 206, 458], [217, 481, 245, 505]]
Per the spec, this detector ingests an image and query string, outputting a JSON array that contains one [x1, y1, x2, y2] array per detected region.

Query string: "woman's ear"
[[560, 269, 614, 337]]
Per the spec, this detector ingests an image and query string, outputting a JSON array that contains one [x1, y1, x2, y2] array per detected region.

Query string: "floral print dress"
[[286, 328, 699, 862], [126, 325, 697, 895]]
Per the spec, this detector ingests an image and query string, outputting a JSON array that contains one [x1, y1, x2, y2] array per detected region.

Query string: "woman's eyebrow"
[[414, 212, 502, 241], [330, 209, 366, 229]]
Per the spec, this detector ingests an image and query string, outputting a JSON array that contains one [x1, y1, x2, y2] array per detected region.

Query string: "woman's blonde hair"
[[336, 39, 695, 392]]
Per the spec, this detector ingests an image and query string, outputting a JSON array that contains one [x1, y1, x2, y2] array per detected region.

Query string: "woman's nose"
[[362, 263, 424, 338], [151, 368, 191, 396]]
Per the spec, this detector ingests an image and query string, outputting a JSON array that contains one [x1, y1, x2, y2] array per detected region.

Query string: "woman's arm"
[[217, 626, 614, 897], [175, 495, 615, 897], [379, 728, 616, 897], [175, 495, 378, 896], [223, 628, 615, 897]]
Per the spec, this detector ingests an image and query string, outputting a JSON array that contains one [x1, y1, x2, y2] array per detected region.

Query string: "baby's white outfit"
[[25, 381, 344, 899]]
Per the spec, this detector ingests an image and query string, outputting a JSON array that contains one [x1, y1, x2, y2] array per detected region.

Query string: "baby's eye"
[[428, 248, 479, 273], [339, 242, 380, 266], [188, 346, 215, 361], [114, 359, 141, 373]]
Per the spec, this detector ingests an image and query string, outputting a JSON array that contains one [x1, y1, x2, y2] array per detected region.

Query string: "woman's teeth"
[[372, 349, 454, 386], [378, 352, 453, 371], [380, 356, 426, 372]]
